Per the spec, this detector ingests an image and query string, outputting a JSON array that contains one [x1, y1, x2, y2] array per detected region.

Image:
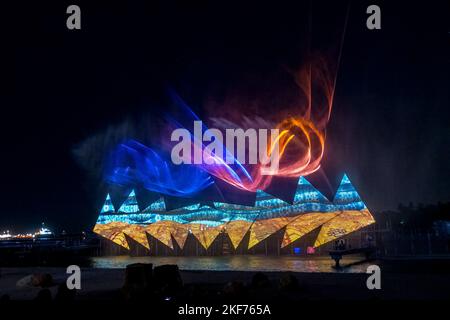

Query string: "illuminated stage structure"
[[93, 174, 375, 254]]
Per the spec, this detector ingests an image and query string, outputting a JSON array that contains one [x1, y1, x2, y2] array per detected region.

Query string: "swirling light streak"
[[167, 101, 326, 192], [105, 140, 213, 197], [105, 59, 334, 195]]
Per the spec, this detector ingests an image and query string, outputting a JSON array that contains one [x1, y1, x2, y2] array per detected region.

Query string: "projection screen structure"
[[93, 174, 375, 252]]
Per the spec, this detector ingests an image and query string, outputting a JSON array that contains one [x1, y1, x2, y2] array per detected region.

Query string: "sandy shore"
[[1, 266, 449, 301]]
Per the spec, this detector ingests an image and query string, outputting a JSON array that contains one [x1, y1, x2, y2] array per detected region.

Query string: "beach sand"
[[1, 266, 449, 301]]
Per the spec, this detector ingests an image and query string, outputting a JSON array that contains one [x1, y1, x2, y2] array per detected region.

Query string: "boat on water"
[[0, 225, 100, 266]]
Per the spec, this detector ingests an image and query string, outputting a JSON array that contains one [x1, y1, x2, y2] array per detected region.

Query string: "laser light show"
[[5, 0, 450, 308], [93, 174, 375, 252]]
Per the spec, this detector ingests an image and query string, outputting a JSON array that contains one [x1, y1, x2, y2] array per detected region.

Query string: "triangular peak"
[[298, 176, 310, 185], [142, 197, 166, 212], [118, 189, 140, 213], [335, 173, 356, 195], [333, 173, 367, 210], [294, 176, 331, 204], [100, 193, 115, 214], [340, 173, 351, 185], [298, 176, 328, 190]]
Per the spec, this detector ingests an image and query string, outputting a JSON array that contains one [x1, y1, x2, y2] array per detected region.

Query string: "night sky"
[[4, 1, 450, 232]]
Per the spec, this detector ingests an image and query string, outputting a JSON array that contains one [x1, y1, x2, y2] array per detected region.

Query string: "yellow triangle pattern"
[[224, 220, 252, 249], [93, 209, 375, 252], [281, 212, 339, 248], [248, 217, 294, 249], [145, 221, 175, 249], [191, 225, 223, 249], [170, 225, 190, 249], [314, 209, 375, 247], [122, 224, 149, 250], [93, 222, 129, 249]]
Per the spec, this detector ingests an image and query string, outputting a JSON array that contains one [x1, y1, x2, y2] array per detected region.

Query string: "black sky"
[[4, 0, 450, 232]]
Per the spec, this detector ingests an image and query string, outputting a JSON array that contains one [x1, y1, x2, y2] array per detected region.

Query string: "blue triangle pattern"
[[333, 174, 367, 210]]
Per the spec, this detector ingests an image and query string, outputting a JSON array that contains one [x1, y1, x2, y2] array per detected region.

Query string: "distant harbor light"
[[0, 231, 12, 239], [0, 223, 53, 240]]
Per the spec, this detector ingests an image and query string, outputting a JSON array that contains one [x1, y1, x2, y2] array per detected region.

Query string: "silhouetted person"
[[0, 294, 10, 302], [55, 283, 76, 302], [34, 288, 52, 302], [251, 272, 271, 289], [223, 281, 246, 299], [279, 274, 299, 292]]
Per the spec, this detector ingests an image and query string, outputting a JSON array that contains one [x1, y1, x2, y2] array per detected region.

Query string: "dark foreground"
[[1, 263, 449, 318], [1, 265, 449, 300]]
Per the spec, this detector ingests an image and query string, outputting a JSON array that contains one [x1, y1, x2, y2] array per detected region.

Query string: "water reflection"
[[90, 255, 373, 273]]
